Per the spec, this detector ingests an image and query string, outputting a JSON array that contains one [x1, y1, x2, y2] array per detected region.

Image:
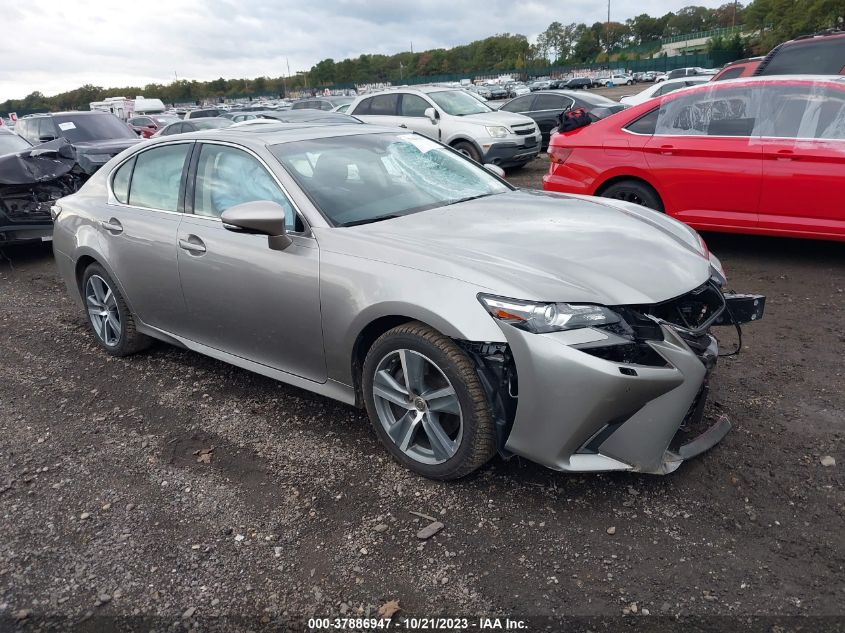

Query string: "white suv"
[[347, 86, 540, 169]]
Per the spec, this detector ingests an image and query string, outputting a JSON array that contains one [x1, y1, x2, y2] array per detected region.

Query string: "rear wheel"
[[599, 180, 664, 212], [452, 141, 482, 163], [362, 322, 496, 480], [81, 263, 150, 356]]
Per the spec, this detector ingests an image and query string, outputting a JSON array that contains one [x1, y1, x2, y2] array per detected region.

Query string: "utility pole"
[[606, 0, 611, 58]]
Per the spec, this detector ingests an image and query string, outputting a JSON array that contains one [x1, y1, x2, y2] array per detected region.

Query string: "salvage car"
[[1, 130, 81, 244], [52, 122, 764, 479], [154, 117, 233, 136], [348, 86, 539, 168], [128, 114, 180, 138], [755, 29, 844, 76], [14, 112, 141, 175], [499, 90, 626, 148], [543, 76, 845, 241], [619, 77, 711, 106]]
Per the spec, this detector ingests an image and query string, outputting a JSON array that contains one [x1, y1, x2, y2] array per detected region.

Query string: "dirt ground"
[[1, 156, 843, 632]]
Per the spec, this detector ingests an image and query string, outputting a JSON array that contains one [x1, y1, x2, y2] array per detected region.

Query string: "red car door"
[[756, 81, 845, 240], [642, 85, 762, 232]]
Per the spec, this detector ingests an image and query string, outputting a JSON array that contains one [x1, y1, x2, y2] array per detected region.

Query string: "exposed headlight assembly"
[[485, 126, 510, 138], [478, 294, 620, 334]]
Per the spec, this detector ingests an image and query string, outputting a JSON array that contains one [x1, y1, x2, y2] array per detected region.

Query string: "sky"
[[0, 0, 727, 100]]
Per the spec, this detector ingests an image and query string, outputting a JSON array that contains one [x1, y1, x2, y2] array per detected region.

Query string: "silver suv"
[[348, 86, 540, 169]]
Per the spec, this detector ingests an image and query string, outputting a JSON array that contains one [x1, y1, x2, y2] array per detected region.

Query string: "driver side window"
[[193, 144, 299, 231]]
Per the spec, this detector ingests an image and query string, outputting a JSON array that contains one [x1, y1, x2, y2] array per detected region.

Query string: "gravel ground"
[[1, 158, 843, 632]]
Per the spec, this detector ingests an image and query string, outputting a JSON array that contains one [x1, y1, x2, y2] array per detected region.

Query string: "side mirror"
[[424, 107, 439, 124], [483, 164, 505, 178], [221, 200, 292, 251]]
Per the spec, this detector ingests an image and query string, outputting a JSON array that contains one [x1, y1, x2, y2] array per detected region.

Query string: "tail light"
[[547, 146, 573, 164]]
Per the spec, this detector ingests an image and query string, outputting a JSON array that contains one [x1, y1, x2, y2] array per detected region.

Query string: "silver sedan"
[[52, 122, 764, 479]]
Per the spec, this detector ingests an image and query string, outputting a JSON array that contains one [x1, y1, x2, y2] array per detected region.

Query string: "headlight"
[[485, 126, 510, 138], [478, 294, 620, 334]]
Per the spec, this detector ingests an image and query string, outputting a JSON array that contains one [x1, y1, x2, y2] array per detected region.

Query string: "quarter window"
[[193, 144, 297, 229], [624, 108, 658, 135], [111, 157, 135, 204], [127, 144, 191, 212]]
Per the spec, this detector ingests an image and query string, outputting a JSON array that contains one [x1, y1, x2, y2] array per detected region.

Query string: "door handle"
[[100, 218, 123, 234], [398, 124, 408, 128], [659, 144, 675, 156], [178, 236, 206, 254], [775, 149, 795, 161]]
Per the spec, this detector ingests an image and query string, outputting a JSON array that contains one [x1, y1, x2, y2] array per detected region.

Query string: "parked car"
[[605, 73, 633, 87], [291, 97, 355, 111], [184, 108, 222, 119], [654, 73, 669, 83], [128, 114, 180, 138], [484, 84, 509, 100], [499, 90, 626, 148], [348, 86, 539, 168], [14, 112, 141, 175], [557, 77, 593, 90], [154, 117, 233, 136], [666, 67, 708, 80], [619, 77, 711, 106], [529, 80, 551, 91], [543, 76, 845, 241], [257, 110, 362, 125], [51, 123, 763, 479], [220, 112, 261, 123], [507, 83, 531, 98], [755, 30, 845, 76], [0, 130, 80, 244], [475, 85, 493, 99], [711, 57, 763, 81]]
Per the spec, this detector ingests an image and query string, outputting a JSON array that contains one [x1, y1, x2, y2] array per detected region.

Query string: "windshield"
[[52, 113, 137, 142], [271, 132, 510, 227], [0, 133, 31, 155], [428, 90, 492, 116]]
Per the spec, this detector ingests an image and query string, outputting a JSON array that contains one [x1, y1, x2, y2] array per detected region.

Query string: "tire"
[[599, 179, 664, 212], [81, 263, 151, 357], [452, 141, 482, 163], [362, 321, 496, 480]]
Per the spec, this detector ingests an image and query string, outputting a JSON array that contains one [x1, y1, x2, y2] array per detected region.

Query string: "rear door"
[[99, 142, 193, 331], [531, 93, 575, 146], [643, 85, 763, 230], [398, 93, 440, 137], [756, 81, 845, 239], [350, 94, 406, 131]]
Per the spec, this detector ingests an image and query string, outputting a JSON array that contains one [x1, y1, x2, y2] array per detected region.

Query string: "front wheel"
[[362, 322, 497, 480], [452, 141, 482, 163], [600, 180, 664, 212]]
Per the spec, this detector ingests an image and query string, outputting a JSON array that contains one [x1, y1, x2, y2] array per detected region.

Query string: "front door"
[[756, 82, 845, 239], [176, 142, 326, 382]]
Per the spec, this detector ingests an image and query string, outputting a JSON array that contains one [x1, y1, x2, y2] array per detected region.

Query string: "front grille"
[[512, 125, 535, 135]]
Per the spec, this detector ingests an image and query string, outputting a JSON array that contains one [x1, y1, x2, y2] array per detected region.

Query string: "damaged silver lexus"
[[52, 123, 765, 479]]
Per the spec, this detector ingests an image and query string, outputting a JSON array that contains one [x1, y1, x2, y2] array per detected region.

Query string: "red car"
[[543, 76, 845, 241], [127, 114, 179, 138], [711, 57, 762, 81]]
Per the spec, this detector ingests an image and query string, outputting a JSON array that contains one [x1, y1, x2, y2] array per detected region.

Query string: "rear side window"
[[655, 87, 760, 136], [624, 108, 658, 135], [758, 83, 845, 139], [761, 38, 845, 75], [351, 98, 372, 115], [128, 144, 191, 212], [368, 94, 399, 116], [715, 66, 745, 81], [111, 157, 135, 203], [535, 94, 572, 111], [500, 95, 534, 112]]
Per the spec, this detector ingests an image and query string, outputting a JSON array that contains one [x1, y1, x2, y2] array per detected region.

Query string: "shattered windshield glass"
[[271, 132, 510, 226]]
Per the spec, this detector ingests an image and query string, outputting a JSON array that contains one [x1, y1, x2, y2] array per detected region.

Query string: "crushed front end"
[[479, 281, 765, 475], [0, 139, 82, 244]]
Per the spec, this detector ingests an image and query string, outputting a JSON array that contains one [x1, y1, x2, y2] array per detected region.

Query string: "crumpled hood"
[[461, 110, 536, 130], [317, 190, 712, 306]]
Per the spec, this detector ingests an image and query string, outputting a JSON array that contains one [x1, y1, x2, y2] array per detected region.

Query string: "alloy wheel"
[[85, 274, 122, 347], [371, 349, 463, 465], [609, 190, 645, 205]]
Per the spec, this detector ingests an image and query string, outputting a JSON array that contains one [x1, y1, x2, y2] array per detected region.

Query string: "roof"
[[23, 110, 114, 118], [151, 122, 403, 148]]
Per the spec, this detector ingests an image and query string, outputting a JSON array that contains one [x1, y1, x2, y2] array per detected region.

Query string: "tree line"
[[2, 0, 842, 115]]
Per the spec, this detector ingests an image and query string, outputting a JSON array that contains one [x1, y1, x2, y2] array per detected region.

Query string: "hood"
[[317, 190, 711, 306], [0, 138, 76, 186], [72, 138, 142, 174], [462, 110, 535, 129]]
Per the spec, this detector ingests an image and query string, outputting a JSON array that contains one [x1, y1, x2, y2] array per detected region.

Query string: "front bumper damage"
[[484, 284, 765, 475]]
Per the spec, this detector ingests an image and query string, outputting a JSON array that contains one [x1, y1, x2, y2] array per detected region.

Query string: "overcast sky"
[[1, 0, 726, 100]]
